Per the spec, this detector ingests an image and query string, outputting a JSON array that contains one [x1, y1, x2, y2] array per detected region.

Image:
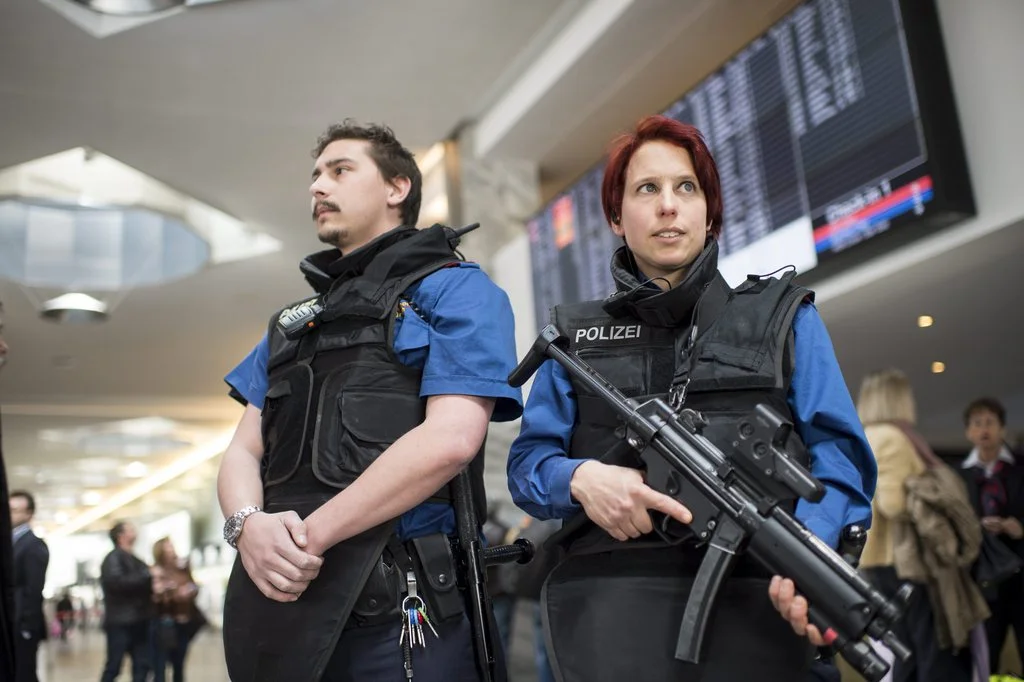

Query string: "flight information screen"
[[527, 0, 973, 328]]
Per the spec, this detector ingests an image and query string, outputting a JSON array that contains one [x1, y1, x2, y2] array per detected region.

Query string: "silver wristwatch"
[[223, 505, 261, 549]]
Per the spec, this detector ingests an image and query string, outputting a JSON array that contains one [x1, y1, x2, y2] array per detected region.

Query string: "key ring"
[[402, 595, 425, 611]]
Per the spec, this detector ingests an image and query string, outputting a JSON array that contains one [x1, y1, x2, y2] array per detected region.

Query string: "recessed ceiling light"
[[54, 512, 69, 525], [81, 491, 103, 506], [40, 293, 109, 324], [124, 461, 149, 478], [931, 361, 946, 374], [71, 0, 184, 15], [917, 315, 934, 328]]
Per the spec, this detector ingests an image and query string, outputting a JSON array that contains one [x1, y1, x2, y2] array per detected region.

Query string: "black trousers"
[[14, 633, 40, 682], [322, 612, 498, 682], [863, 566, 972, 682], [984, 570, 1024, 674]]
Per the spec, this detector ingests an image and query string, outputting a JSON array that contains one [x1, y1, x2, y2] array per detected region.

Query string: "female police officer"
[[507, 115, 876, 681]]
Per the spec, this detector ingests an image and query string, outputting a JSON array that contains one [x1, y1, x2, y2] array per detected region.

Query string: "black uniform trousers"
[[323, 612, 486, 682]]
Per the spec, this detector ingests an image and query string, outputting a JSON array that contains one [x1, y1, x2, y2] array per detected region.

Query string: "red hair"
[[600, 115, 723, 238]]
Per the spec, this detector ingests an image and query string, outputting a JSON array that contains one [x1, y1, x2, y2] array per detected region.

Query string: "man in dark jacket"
[[960, 397, 1024, 673], [0, 302, 16, 682], [99, 520, 153, 682], [10, 490, 49, 682]]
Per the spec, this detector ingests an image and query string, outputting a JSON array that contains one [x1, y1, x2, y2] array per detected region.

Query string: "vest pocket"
[[261, 364, 314, 487], [576, 348, 646, 398], [313, 370, 425, 489], [691, 344, 775, 392]]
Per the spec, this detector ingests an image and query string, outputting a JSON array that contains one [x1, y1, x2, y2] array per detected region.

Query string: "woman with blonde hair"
[[149, 537, 204, 682], [858, 369, 985, 682]]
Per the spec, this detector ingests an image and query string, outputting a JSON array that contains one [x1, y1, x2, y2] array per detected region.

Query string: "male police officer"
[[507, 116, 876, 681], [218, 121, 522, 682]]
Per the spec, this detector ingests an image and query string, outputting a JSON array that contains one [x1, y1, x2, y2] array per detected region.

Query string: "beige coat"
[[860, 423, 925, 569], [862, 423, 988, 650]]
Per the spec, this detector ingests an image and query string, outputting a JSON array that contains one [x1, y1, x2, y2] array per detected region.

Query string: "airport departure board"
[[527, 0, 974, 328]]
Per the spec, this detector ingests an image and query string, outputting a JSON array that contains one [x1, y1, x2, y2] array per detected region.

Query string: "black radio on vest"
[[278, 298, 325, 339]]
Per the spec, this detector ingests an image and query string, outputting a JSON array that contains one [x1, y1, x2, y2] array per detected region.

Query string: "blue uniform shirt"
[[226, 262, 524, 541], [506, 302, 876, 549]]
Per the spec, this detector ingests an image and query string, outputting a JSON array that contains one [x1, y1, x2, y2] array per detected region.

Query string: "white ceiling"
[[1, 0, 1021, 535], [0, 0, 576, 532]]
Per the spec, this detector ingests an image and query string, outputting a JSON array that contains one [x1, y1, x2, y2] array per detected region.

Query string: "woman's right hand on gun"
[[570, 460, 693, 541]]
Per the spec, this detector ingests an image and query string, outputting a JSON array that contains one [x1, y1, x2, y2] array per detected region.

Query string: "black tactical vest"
[[553, 242, 813, 554], [259, 225, 484, 516]]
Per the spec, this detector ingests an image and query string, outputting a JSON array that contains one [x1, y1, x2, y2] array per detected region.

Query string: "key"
[[414, 610, 426, 648], [399, 612, 409, 646], [399, 600, 418, 647], [417, 607, 439, 639], [413, 608, 424, 648]]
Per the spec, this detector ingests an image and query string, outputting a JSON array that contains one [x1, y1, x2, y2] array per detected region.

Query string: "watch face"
[[224, 506, 258, 547]]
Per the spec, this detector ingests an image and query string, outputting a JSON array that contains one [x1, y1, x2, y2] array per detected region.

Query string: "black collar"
[[602, 239, 720, 327], [299, 226, 418, 294]]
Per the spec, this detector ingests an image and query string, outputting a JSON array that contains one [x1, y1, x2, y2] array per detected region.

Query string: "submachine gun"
[[440, 220, 536, 675], [449, 221, 535, 682], [508, 324, 913, 682], [452, 468, 534, 682]]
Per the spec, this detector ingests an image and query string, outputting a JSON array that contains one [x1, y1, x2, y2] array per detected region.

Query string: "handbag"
[[972, 531, 1023, 598]]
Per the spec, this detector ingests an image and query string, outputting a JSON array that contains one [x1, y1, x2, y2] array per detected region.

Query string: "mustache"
[[313, 200, 340, 219]]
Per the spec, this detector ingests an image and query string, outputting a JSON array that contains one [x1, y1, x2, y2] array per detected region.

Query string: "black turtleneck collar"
[[603, 239, 721, 327], [299, 226, 418, 294]]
